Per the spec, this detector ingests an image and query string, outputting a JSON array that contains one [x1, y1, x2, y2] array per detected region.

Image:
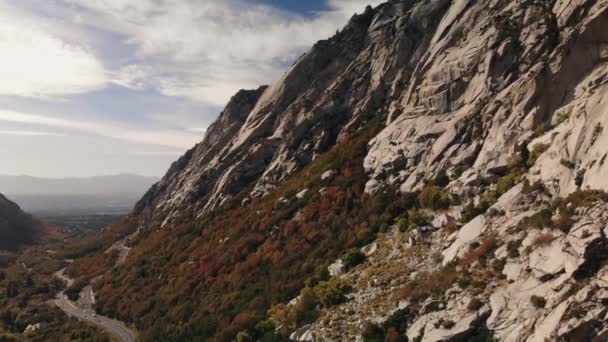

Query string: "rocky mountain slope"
[[80, 0, 608, 341], [0, 193, 44, 251]]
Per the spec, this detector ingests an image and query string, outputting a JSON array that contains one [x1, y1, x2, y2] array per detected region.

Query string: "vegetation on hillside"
[[0, 249, 110, 341], [86, 117, 433, 341], [0, 194, 43, 251]]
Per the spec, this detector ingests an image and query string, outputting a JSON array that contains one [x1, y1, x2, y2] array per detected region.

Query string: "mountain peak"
[[58, 0, 608, 341]]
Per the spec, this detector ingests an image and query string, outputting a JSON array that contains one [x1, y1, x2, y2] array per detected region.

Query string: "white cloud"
[[129, 151, 184, 156], [62, 0, 384, 105], [0, 0, 385, 177], [112, 64, 153, 90], [0, 4, 108, 98], [0, 110, 199, 149], [0, 130, 66, 137]]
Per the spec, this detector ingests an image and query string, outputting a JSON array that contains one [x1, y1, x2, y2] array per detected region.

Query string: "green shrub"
[[418, 186, 450, 210], [341, 248, 366, 269], [270, 287, 318, 330], [533, 122, 550, 135], [0, 333, 19, 342], [480, 190, 499, 207], [432, 171, 450, 187], [461, 189, 502, 223], [384, 328, 402, 342], [507, 240, 521, 258], [491, 258, 506, 273], [530, 295, 546, 308], [253, 319, 275, 337], [65, 279, 88, 301], [313, 278, 345, 307], [560, 159, 575, 169], [554, 212, 575, 232], [591, 123, 603, 145], [527, 144, 550, 167], [436, 318, 456, 329], [562, 190, 608, 209], [507, 154, 525, 172], [575, 169, 586, 187], [394, 266, 459, 303], [555, 110, 570, 125], [362, 321, 385, 342], [396, 211, 428, 232], [407, 209, 430, 231], [466, 325, 495, 342], [461, 237, 497, 266], [496, 173, 517, 196], [461, 157, 524, 223], [519, 208, 553, 230], [382, 308, 414, 335], [236, 331, 253, 342], [452, 165, 465, 178], [284, 287, 319, 328], [395, 216, 408, 232], [522, 179, 546, 194], [461, 202, 489, 223], [531, 233, 555, 248]]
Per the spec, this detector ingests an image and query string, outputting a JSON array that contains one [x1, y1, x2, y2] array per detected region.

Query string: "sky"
[[0, 0, 383, 178]]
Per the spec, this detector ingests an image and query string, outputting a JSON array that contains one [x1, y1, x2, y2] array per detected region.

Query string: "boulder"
[[328, 259, 345, 277], [443, 215, 487, 264], [407, 305, 491, 342], [290, 325, 315, 342], [24, 323, 43, 334], [321, 170, 336, 181], [296, 189, 310, 199], [361, 242, 378, 256]]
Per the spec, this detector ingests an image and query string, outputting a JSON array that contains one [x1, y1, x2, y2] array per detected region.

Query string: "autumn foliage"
[[89, 118, 419, 341]]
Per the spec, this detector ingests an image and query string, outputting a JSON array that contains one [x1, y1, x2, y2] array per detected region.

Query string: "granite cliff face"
[[135, 2, 439, 226], [365, 0, 608, 196], [138, 0, 608, 225], [120, 0, 608, 340]]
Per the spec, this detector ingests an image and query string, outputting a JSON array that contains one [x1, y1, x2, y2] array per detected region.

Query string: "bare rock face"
[[138, 0, 608, 229], [128, 0, 608, 340], [365, 0, 608, 194], [135, 6, 395, 226], [134, 86, 268, 225]]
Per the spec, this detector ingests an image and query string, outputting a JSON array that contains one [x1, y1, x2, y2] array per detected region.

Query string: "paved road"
[[53, 270, 137, 342]]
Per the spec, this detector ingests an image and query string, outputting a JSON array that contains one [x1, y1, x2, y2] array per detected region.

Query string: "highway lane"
[[53, 270, 137, 342]]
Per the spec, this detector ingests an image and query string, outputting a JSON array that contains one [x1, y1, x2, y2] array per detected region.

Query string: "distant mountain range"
[[0, 174, 159, 215], [0, 174, 159, 196]]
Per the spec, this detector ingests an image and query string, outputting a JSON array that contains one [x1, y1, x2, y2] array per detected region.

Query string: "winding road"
[[52, 230, 140, 341], [53, 270, 137, 342]]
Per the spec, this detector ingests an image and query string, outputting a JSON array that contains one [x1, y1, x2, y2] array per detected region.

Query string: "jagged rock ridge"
[[127, 0, 608, 340], [138, 0, 608, 227], [136, 3, 423, 226]]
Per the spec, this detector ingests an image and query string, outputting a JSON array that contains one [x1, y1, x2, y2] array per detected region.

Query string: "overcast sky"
[[0, 0, 382, 178]]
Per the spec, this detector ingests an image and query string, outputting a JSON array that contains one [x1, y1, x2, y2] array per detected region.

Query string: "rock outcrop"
[[137, 0, 608, 227], [113, 0, 608, 341]]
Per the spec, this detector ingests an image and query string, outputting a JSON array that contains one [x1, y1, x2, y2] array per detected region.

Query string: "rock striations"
[[110, 0, 608, 341]]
